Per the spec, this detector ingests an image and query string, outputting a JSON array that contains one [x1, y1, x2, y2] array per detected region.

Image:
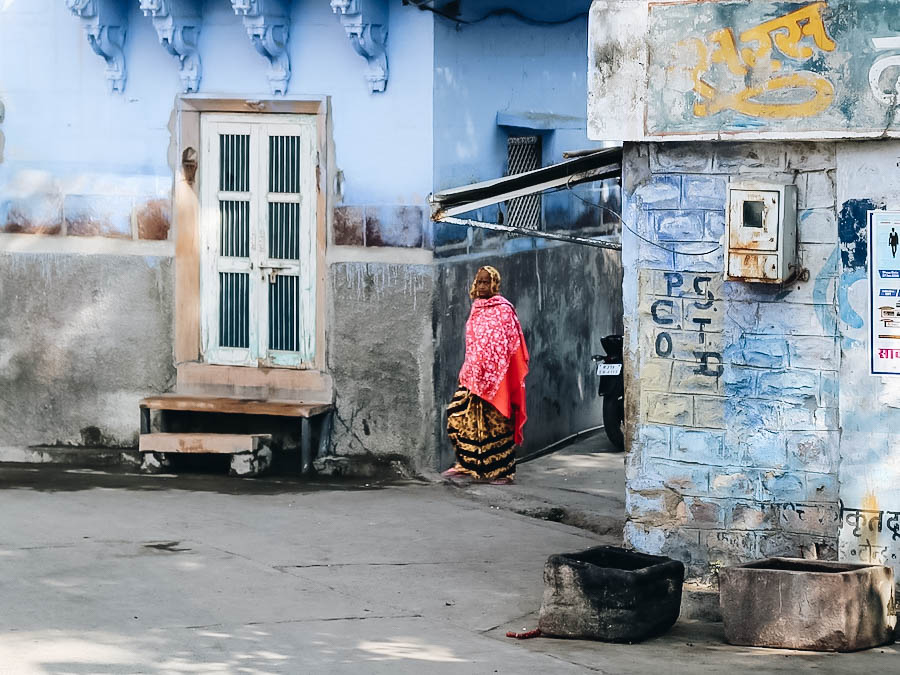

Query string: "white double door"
[[200, 113, 317, 368]]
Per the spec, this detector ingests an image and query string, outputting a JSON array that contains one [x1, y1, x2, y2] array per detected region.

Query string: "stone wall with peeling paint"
[[624, 137, 900, 581], [623, 141, 845, 580], [589, 0, 900, 142], [588, 0, 900, 584]]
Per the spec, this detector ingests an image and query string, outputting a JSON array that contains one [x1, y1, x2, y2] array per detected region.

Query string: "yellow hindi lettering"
[[740, 2, 836, 67], [696, 73, 835, 119], [709, 28, 748, 76], [680, 2, 838, 120]]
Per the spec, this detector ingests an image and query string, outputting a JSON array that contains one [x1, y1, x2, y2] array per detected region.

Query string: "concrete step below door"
[[138, 433, 273, 477], [139, 433, 271, 454]]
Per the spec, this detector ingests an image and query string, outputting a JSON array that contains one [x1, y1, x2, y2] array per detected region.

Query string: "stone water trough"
[[538, 545, 684, 642], [719, 558, 897, 652]]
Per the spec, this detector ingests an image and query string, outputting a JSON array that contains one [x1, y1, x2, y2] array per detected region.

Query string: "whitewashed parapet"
[[330, 0, 389, 93], [231, 0, 292, 95], [65, 0, 128, 93], [139, 0, 203, 93]]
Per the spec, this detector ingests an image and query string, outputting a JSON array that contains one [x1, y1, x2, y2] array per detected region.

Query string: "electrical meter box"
[[725, 181, 798, 283]]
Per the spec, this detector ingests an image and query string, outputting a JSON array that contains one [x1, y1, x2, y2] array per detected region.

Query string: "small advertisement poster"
[[869, 210, 900, 375]]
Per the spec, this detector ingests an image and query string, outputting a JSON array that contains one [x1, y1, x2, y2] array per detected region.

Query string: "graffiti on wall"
[[646, 0, 900, 136], [649, 271, 724, 380], [840, 501, 900, 564]]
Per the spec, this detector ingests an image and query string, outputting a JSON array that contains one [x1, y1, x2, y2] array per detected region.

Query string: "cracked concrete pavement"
[[0, 460, 897, 673]]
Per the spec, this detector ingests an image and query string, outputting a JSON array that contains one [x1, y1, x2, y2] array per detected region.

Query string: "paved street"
[[0, 458, 897, 674]]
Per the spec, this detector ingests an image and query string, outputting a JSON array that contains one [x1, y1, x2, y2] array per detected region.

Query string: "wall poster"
[[869, 210, 900, 375]]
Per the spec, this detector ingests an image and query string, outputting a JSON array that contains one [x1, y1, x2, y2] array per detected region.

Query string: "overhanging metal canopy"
[[430, 146, 621, 219], [428, 146, 622, 251]]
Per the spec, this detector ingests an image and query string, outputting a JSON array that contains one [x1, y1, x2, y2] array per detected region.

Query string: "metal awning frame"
[[438, 216, 622, 251], [429, 147, 623, 251]]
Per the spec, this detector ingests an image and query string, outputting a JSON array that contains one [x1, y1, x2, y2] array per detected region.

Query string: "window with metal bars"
[[506, 135, 542, 230]]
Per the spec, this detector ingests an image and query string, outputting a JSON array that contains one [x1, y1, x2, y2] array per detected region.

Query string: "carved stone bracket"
[[330, 0, 389, 93], [65, 0, 128, 93], [231, 0, 292, 95], [139, 0, 203, 93]]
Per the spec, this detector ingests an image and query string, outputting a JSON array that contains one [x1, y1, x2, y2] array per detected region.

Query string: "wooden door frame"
[[172, 95, 331, 400]]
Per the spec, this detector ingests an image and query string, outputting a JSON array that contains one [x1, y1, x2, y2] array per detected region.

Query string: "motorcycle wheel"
[[602, 389, 625, 452]]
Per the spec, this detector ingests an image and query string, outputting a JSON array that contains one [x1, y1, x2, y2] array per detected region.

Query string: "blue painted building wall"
[[432, 0, 594, 190], [0, 0, 434, 233], [0, 0, 623, 470], [430, 0, 618, 253]]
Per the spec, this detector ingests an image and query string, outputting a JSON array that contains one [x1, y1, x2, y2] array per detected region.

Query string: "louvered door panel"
[[260, 122, 316, 367], [200, 122, 259, 367], [200, 114, 317, 369], [268, 275, 299, 352], [219, 272, 250, 349]]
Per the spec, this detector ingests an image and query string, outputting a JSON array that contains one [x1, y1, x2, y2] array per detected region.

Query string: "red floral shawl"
[[458, 295, 529, 444]]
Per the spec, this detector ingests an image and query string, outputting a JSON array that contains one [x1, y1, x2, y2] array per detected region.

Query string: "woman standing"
[[443, 266, 529, 485]]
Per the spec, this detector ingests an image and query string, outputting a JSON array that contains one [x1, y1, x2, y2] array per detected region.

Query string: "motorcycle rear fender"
[[597, 376, 622, 397]]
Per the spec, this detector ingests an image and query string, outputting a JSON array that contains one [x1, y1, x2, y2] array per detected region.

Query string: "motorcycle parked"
[[592, 334, 624, 451]]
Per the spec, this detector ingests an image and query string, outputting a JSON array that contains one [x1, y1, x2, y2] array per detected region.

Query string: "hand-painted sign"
[[869, 210, 900, 375], [629, 1, 900, 138]]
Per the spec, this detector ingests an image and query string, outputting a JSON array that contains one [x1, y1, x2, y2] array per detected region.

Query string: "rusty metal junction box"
[[725, 181, 798, 283]]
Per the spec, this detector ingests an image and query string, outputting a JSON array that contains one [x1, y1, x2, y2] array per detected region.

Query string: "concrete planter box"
[[720, 558, 897, 652], [538, 545, 684, 642]]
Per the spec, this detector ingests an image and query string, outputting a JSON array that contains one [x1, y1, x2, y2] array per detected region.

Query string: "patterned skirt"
[[446, 386, 516, 481]]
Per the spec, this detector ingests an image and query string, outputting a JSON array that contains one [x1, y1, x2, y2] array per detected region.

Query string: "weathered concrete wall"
[[0, 249, 174, 455], [433, 242, 624, 469], [328, 261, 437, 473], [623, 141, 842, 580]]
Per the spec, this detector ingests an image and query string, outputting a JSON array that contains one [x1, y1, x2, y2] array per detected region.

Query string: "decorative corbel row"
[[330, 0, 389, 93], [139, 0, 203, 93], [65, 0, 128, 93], [231, 0, 292, 96]]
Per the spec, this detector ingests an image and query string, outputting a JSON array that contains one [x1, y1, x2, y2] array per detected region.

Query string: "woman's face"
[[474, 269, 494, 299]]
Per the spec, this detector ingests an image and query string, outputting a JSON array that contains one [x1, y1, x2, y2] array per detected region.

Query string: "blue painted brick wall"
[[623, 141, 842, 579]]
